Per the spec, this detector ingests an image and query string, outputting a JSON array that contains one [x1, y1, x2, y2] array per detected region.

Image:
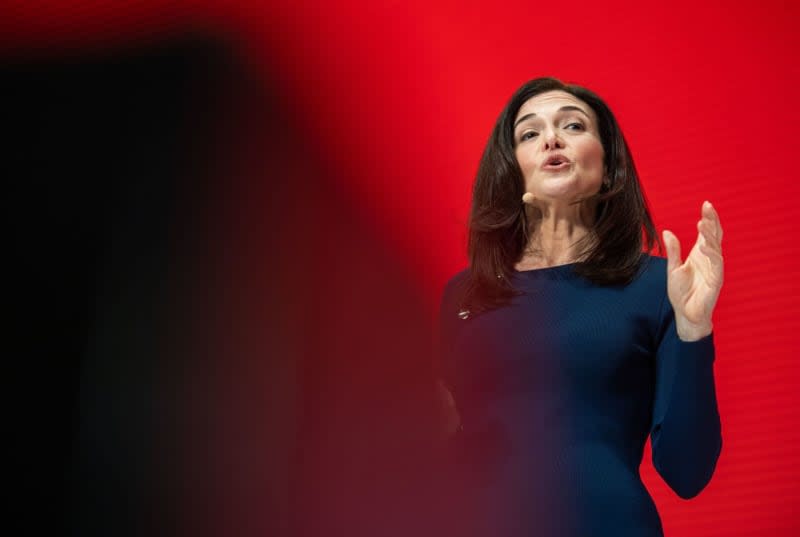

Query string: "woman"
[[437, 78, 723, 536]]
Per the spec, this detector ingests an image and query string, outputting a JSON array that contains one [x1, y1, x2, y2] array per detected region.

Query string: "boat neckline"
[[513, 262, 579, 274]]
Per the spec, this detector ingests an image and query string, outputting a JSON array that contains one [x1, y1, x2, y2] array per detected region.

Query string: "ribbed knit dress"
[[437, 254, 722, 536]]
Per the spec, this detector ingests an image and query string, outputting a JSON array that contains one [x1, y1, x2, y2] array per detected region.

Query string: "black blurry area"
[[6, 32, 448, 537], [5, 35, 236, 537]]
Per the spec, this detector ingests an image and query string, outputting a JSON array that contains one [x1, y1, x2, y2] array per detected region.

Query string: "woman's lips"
[[542, 162, 571, 171]]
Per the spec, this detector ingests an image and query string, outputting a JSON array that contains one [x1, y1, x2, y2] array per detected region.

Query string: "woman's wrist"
[[675, 316, 713, 342]]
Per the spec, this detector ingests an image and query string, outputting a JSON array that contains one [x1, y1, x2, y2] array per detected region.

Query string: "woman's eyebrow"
[[513, 105, 591, 130]]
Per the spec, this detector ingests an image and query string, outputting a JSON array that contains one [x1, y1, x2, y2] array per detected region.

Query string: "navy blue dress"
[[438, 255, 722, 536]]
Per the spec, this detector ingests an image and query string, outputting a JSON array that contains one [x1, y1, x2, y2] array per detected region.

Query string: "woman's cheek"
[[520, 157, 536, 180]]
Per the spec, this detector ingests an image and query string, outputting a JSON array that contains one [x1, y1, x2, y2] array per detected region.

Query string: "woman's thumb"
[[662, 230, 681, 273]]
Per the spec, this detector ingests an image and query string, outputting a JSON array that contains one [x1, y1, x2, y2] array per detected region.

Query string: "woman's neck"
[[516, 201, 596, 270]]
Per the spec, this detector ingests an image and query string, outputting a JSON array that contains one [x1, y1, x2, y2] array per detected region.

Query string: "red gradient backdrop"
[[4, 0, 798, 535]]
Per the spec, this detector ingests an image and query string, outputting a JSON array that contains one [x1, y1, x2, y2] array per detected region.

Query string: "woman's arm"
[[649, 302, 722, 499], [651, 200, 725, 498], [436, 271, 468, 439]]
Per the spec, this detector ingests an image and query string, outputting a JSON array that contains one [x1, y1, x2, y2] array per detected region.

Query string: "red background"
[[4, 0, 798, 534]]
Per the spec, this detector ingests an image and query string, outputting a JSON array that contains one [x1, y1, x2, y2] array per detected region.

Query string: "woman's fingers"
[[664, 202, 723, 273], [698, 219, 721, 252], [702, 200, 723, 243], [699, 242, 724, 268]]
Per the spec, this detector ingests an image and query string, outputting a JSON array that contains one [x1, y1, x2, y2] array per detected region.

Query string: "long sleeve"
[[649, 292, 723, 499]]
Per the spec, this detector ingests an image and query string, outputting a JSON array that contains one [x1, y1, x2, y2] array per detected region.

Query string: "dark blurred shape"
[[6, 32, 448, 537], [5, 34, 240, 537]]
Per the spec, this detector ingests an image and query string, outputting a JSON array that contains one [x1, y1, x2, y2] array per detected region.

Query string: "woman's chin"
[[532, 177, 600, 203]]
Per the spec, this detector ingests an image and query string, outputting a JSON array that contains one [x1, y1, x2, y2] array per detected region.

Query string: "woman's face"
[[513, 90, 605, 204]]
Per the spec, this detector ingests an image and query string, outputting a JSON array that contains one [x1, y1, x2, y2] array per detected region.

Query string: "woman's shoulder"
[[629, 253, 669, 304], [440, 268, 470, 309], [636, 252, 668, 279], [443, 267, 470, 289]]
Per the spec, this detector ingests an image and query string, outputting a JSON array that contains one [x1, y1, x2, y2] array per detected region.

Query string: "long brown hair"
[[463, 77, 660, 313]]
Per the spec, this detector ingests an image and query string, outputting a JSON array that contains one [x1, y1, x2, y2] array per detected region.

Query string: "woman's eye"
[[520, 131, 538, 141], [565, 122, 584, 131]]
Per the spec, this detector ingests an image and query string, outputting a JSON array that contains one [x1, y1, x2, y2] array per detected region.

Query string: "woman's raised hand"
[[662, 201, 724, 342]]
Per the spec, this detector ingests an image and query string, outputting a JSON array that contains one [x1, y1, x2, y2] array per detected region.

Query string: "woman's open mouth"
[[542, 154, 571, 171], [543, 161, 571, 171]]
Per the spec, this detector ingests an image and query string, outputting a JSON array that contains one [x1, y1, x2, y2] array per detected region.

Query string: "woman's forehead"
[[515, 90, 594, 122]]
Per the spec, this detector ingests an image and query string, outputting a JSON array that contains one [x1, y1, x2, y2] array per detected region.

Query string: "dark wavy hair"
[[462, 77, 660, 313]]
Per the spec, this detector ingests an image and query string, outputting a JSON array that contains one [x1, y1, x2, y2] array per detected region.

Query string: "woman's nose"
[[542, 128, 563, 150]]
